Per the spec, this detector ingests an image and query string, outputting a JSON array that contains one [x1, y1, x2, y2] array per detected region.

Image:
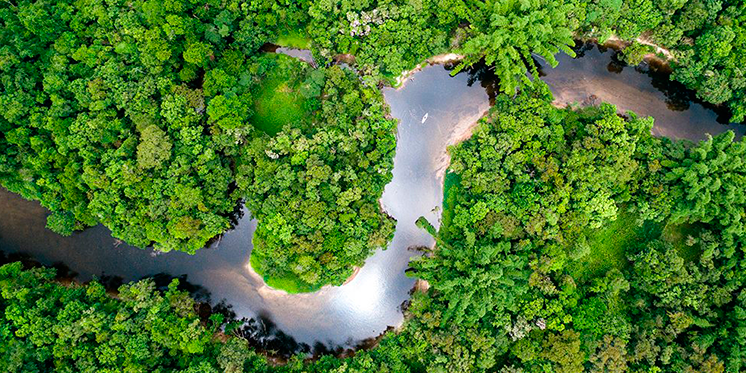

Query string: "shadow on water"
[[466, 40, 744, 139], [576, 41, 731, 121], [0, 61, 492, 357], [231, 312, 311, 357], [534, 41, 744, 140], [149, 273, 213, 301], [0, 246, 317, 359], [0, 250, 79, 281]]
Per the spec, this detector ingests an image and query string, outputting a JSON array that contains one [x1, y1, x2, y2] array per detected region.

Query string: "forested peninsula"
[[2, 0, 746, 371]]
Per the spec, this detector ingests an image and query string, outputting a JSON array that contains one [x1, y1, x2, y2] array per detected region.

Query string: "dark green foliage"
[[665, 131, 746, 247], [391, 85, 655, 371], [620, 233, 740, 372], [0, 262, 269, 373], [669, 2, 746, 121], [3, 0, 746, 371], [5, 88, 746, 371], [579, 0, 746, 121], [389, 87, 746, 372], [0, 0, 403, 285], [45, 210, 76, 236], [444, 83, 652, 244]]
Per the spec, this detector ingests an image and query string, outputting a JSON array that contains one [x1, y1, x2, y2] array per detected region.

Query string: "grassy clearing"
[[661, 221, 701, 263], [570, 210, 658, 280], [275, 28, 311, 49], [441, 172, 460, 225], [249, 246, 321, 294], [438, 171, 462, 239], [571, 209, 701, 280], [250, 54, 309, 135]]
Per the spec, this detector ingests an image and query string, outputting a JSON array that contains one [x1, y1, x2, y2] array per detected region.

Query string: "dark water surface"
[[260, 43, 316, 66], [1, 43, 742, 353], [540, 43, 745, 140]]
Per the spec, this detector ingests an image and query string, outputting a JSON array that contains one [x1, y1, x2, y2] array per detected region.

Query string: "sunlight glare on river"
[[335, 269, 384, 316]]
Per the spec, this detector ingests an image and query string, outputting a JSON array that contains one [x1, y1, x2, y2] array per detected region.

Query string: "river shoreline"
[[605, 34, 675, 63], [393, 53, 465, 87]]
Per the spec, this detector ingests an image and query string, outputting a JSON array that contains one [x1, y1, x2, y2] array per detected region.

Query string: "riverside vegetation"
[[1, 0, 746, 371]]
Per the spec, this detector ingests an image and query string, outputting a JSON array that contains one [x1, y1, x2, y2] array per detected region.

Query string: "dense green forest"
[[5, 87, 746, 371], [0, 0, 400, 290], [2, 0, 746, 371], [0, 262, 271, 372], [1, 0, 744, 289], [590, 0, 746, 121], [396, 85, 746, 371]]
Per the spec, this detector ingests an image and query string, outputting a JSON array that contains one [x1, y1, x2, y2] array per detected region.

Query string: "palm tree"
[[454, 0, 576, 94]]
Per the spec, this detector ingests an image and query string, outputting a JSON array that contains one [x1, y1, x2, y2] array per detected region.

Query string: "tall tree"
[[454, 0, 577, 93]]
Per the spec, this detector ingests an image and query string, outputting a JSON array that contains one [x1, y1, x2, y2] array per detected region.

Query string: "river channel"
[[0, 42, 743, 354]]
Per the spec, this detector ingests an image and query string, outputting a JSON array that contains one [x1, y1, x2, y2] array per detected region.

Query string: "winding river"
[[0, 42, 743, 354]]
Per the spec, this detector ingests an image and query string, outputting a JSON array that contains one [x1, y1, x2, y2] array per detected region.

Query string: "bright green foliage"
[[3, 1, 746, 371], [631, 130, 746, 249], [0, 0, 278, 252], [0, 262, 269, 373], [5, 87, 746, 371], [136, 125, 173, 169], [455, 0, 577, 93], [581, 0, 624, 41], [395, 84, 653, 371], [569, 210, 650, 279], [620, 41, 656, 64], [414, 238, 530, 327], [184, 42, 214, 66], [444, 83, 651, 243], [670, 2, 746, 121], [306, 0, 461, 81], [45, 210, 77, 236], [389, 87, 746, 372], [207, 94, 253, 130], [238, 66, 396, 290], [665, 131, 746, 247], [0, 0, 404, 267], [249, 54, 316, 135], [275, 28, 312, 49], [620, 233, 741, 372]]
